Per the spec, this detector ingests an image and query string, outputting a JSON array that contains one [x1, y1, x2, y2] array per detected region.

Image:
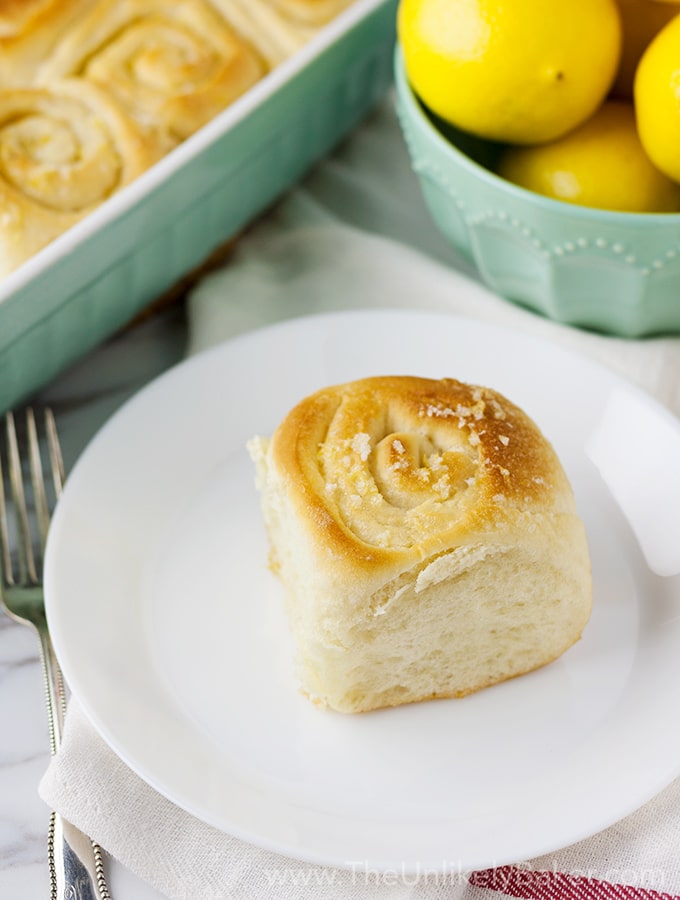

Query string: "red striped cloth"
[[469, 867, 679, 900]]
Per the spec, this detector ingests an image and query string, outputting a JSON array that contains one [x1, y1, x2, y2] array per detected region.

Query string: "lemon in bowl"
[[398, 0, 622, 144], [393, 47, 680, 337], [635, 12, 680, 184], [497, 100, 680, 213]]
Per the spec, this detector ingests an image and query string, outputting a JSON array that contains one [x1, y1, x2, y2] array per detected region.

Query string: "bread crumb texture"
[[248, 375, 592, 714]]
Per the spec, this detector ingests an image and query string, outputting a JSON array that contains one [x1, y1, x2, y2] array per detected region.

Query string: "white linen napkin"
[[40, 709, 680, 899], [40, 97, 680, 899]]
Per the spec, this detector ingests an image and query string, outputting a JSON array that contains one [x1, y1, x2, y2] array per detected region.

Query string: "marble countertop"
[[0, 625, 168, 898], [0, 637, 162, 898]]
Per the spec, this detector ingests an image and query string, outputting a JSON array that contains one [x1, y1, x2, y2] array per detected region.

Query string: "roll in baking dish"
[[0, 78, 164, 278], [249, 375, 592, 714], [0, 0, 355, 276]]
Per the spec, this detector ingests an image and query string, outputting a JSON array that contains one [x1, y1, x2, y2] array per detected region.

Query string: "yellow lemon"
[[635, 13, 680, 183], [397, 0, 622, 144], [497, 101, 680, 211], [611, 0, 678, 98]]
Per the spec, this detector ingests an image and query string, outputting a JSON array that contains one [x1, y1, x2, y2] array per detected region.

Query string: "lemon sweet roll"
[[0, 0, 356, 276], [0, 79, 165, 278], [249, 375, 592, 714]]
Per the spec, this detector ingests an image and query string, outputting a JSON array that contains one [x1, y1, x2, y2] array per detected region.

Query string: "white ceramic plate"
[[45, 309, 680, 872]]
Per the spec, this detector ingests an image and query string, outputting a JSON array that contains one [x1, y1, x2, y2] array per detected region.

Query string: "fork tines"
[[0, 408, 64, 587]]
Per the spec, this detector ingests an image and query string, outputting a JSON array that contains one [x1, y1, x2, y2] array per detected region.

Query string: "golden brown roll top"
[[0, 78, 164, 277], [267, 0, 355, 26], [0, 0, 95, 86], [35, 0, 267, 142], [213, 0, 355, 64], [269, 375, 577, 573]]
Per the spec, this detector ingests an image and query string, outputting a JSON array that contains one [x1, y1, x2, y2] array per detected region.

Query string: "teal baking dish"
[[0, 0, 398, 414]]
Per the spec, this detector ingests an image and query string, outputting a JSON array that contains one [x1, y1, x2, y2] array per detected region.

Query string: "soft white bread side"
[[249, 375, 592, 714]]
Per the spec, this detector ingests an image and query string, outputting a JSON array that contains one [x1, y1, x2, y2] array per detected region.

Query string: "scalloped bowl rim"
[[394, 46, 680, 228]]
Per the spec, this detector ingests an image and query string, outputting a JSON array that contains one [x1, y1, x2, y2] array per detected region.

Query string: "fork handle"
[[39, 628, 112, 900], [40, 630, 66, 753], [50, 812, 111, 900]]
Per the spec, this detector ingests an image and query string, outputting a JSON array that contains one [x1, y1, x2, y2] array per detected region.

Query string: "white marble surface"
[[0, 307, 187, 899]]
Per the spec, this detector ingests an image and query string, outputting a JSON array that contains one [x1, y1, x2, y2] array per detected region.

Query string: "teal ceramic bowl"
[[394, 47, 680, 337]]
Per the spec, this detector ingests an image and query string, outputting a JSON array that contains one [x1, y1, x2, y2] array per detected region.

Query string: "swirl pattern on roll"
[[220, 0, 353, 53], [36, 0, 266, 141], [0, 0, 94, 86], [0, 78, 163, 276], [271, 375, 574, 559]]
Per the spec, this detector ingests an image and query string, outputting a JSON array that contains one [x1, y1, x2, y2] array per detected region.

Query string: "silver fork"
[[0, 408, 111, 900]]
